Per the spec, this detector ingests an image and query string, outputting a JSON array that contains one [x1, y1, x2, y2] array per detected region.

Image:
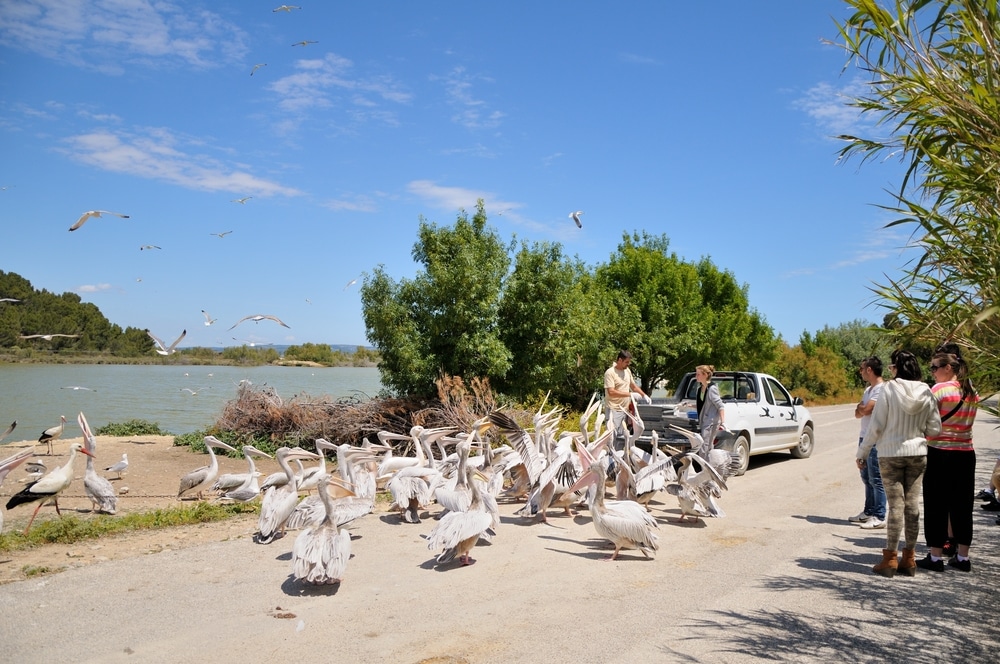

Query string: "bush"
[[94, 420, 169, 436]]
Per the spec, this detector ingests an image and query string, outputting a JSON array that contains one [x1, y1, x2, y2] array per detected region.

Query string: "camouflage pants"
[[878, 455, 927, 550]]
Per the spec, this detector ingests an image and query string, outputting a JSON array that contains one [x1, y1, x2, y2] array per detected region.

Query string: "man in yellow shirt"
[[604, 350, 651, 455]]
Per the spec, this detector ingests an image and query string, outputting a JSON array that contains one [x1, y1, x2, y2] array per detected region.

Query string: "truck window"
[[765, 377, 792, 407]]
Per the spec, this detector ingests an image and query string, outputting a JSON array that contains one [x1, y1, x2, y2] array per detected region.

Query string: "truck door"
[[757, 375, 800, 448]]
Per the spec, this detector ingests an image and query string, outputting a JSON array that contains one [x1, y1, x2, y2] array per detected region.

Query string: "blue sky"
[[0, 1, 914, 349]]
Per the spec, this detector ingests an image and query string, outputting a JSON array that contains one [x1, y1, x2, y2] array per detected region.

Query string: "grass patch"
[[0, 502, 259, 553], [94, 419, 171, 437]]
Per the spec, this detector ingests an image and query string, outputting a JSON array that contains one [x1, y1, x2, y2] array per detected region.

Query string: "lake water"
[[0, 364, 383, 444]]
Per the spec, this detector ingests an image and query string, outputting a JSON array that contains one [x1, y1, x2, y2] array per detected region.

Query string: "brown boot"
[[898, 547, 917, 576], [873, 548, 897, 577]]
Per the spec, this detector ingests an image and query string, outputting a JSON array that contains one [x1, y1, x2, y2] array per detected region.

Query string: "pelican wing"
[[292, 526, 351, 585]]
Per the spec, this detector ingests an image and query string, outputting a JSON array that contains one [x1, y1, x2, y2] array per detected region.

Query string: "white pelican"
[[256, 447, 321, 544], [147, 328, 186, 355], [569, 210, 584, 228], [386, 428, 452, 523], [68, 209, 129, 231], [297, 439, 337, 494], [0, 420, 16, 442], [250, 63, 267, 76], [38, 415, 66, 455], [291, 474, 352, 585], [566, 459, 660, 561], [664, 451, 729, 522], [177, 436, 237, 500], [286, 479, 373, 531], [104, 453, 128, 479], [212, 445, 272, 494], [0, 447, 35, 533], [228, 314, 290, 330], [201, 310, 217, 326], [5, 442, 94, 534], [79, 412, 116, 515], [220, 446, 272, 503], [20, 334, 79, 341], [426, 466, 494, 566]]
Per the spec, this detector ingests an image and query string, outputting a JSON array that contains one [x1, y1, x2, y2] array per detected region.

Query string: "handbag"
[[940, 398, 965, 422]]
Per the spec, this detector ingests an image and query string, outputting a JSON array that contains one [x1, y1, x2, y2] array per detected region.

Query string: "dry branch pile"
[[213, 376, 528, 452]]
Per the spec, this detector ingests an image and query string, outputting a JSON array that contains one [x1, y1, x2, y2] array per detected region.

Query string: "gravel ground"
[[1, 405, 999, 663]]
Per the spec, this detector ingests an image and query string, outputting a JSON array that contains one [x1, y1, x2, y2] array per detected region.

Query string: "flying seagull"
[[250, 63, 267, 76], [69, 210, 130, 232], [292, 40, 318, 46], [201, 310, 217, 326], [140, 245, 161, 251], [569, 211, 583, 228], [231, 197, 252, 204], [147, 328, 187, 355], [273, 4, 301, 11], [210, 230, 233, 238], [343, 276, 360, 290], [0, 421, 16, 442], [19, 334, 78, 341], [0, 298, 20, 303], [60, 386, 94, 391], [229, 314, 290, 330]]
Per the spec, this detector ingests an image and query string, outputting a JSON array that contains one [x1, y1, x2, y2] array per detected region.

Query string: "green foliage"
[[284, 342, 336, 364], [0, 503, 257, 553], [771, 342, 853, 401], [94, 420, 170, 436], [806, 319, 894, 387], [597, 232, 778, 393], [220, 345, 280, 364], [835, 0, 1000, 399], [0, 270, 151, 355], [363, 200, 513, 397]]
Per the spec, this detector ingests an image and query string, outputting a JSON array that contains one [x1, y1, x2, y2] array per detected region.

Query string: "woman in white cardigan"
[[857, 349, 942, 577]]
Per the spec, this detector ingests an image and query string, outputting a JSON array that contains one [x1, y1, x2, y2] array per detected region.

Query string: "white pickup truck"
[[636, 370, 814, 475]]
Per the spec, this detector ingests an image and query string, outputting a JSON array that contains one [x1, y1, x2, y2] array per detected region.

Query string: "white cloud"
[[0, 0, 248, 72], [436, 66, 504, 130], [60, 128, 303, 196], [619, 52, 661, 66], [77, 283, 113, 293], [794, 77, 873, 137], [406, 179, 560, 235], [322, 195, 377, 213], [269, 53, 412, 117]]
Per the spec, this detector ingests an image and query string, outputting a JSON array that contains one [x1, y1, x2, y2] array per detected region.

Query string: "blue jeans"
[[860, 438, 886, 519]]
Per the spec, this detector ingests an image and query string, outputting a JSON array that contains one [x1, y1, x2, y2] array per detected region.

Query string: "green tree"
[[284, 342, 335, 365], [835, 0, 1000, 397], [496, 242, 632, 407], [362, 200, 512, 397], [596, 232, 778, 393], [809, 319, 893, 387]]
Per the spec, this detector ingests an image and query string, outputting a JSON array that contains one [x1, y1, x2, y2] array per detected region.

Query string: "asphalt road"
[[2, 404, 998, 663]]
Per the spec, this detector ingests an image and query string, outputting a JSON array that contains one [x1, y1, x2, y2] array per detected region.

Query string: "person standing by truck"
[[604, 350, 651, 454], [695, 365, 726, 459]]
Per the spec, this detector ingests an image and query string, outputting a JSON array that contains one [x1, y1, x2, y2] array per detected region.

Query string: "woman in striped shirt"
[[918, 351, 979, 572]]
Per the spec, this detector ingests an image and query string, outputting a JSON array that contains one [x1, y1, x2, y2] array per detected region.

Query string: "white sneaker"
[[848, 511, 871, 523], [860, 517, 885, 529]]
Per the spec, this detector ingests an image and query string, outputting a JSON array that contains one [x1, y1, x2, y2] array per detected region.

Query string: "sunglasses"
[[930, 364, 948, 371]]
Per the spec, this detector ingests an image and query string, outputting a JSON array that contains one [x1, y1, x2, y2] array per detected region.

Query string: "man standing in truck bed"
[[604, 350, 651, 455]]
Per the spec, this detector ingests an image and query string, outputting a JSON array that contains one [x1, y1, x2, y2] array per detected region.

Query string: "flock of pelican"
[[0, 394, 737, 586]]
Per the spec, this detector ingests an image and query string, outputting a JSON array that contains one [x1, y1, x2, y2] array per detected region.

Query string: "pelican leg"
[[53, 497, 62, 516]]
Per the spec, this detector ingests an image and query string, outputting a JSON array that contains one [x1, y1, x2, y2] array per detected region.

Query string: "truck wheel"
[[732, 433, 750, 476], [790, 424, 814, 459]]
